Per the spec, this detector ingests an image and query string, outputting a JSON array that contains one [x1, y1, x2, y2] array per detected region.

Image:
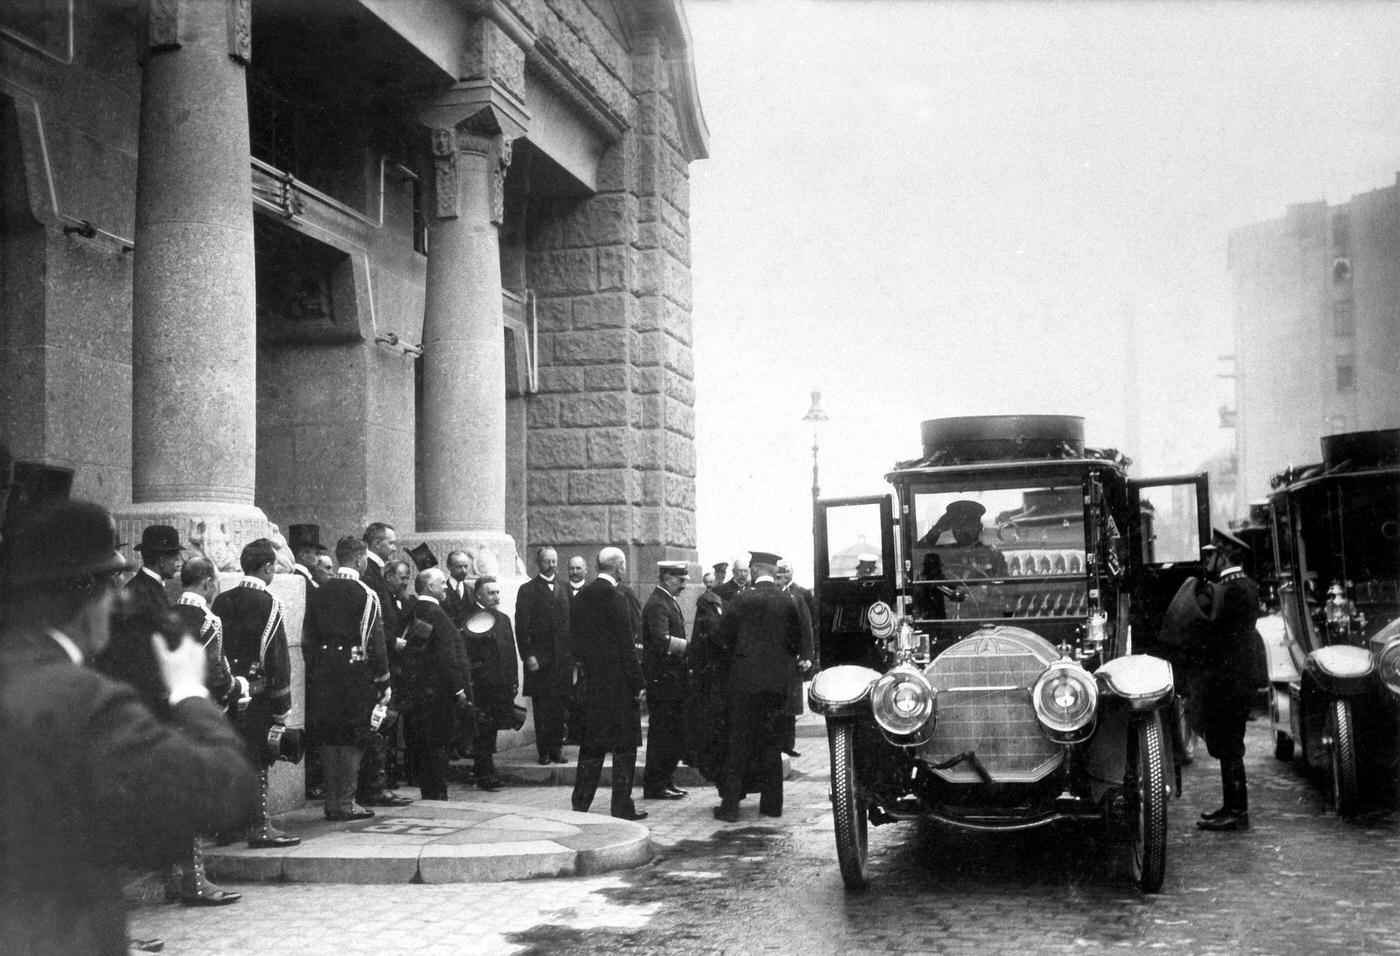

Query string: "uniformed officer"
[[211, 538, 300, 849], [711, 551, 813, 822], [1193, 530, 1263, 832], [641, 561, 692, 800], [304, 536, 391, 821]]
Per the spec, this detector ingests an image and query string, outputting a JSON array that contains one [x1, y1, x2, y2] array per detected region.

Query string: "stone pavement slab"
[[483, 741, 792, 787], [206, 799, 652, 884]]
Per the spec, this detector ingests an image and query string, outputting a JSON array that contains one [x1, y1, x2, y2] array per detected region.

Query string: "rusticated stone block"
[[640, 471, 664, 506], [594, 141, 634, 194], [537, 297, 572, 332], [634, 368, 663, 395], [663, 298, 692, 345], [581, 364, 629, 391], [529, 470, 569, 504], [665, 433, 696, 477], [634, 296, 664, 333], [626, 505, 659, 545], [665, 509, 697, 548], [531, 505, 609, 543], [555, 330, 627, 365], [528, 429, 588, 469], [664, 473, 695, 509], [629, 330, 663, 367], [563, 194, 631, 246], [529, 249, 597, 295], [633, 248, 662, 297], [572, 292, 630, 330], [630, 398, 661, 430], [666, 399, 695, 438], [559, 391, 628, 427], [537, 366, 585, 393], [597, 245, 628, 292], [569, 469, 631, 504], [527, 396, 559, 428], [630, 431, 663, 469], [664, 255, 692, 309], [664, 375, 694, 404], [586, 427, 629, 467]]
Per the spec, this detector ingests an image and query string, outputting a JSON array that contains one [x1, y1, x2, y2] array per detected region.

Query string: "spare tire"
[[920, 414, 1085, 464]]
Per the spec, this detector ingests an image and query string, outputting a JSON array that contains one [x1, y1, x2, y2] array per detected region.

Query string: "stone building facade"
[[1228, 178, 1400, 511], [0, 0, 706, 579]]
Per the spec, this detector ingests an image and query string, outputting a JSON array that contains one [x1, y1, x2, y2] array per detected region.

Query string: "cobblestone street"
[[128, 714, 1400, 956]]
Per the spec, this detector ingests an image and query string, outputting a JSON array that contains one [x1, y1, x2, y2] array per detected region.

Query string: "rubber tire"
[[829, 720, 869, 889], [1129, 712, 1168, 894], [1269, 685, 1294, 761], [1175, 700, 1197, 765], [1328, 698, 1359, 817]]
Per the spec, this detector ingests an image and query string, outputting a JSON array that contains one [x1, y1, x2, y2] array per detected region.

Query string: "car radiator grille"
[[918, 628, 1063, 784]]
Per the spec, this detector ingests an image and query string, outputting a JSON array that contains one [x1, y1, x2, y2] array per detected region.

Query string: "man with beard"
[[641, 561, 691, 800], [404, 567, 473, 800], [569, 547, 647, 821], [463, 576, 519, 791], [516, 547, 573, 765], [715, 557, 749, 602], [303, 536, 391, 822], [565, 555, 588, 599], [710, 551, 812, 822]]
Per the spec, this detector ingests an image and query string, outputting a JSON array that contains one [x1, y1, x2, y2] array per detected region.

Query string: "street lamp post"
[[803, 389, 828, 532]]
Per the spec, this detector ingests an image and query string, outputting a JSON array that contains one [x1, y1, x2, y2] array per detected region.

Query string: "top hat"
[[658, 560, 689, 576], [748, 551, 782, 567], [287, 523, 322, 551], [134, 524, 184, 554], [408, 542, 439, 571], [5, 500, 133, 588]]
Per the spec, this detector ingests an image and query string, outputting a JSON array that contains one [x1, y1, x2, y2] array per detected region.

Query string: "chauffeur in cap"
[[211, 538, 300, 848], [1192, 530, 1263, 832], [710, 551, 813, 822], [0, 500, 257, 954], [641, 561, 692, 800]]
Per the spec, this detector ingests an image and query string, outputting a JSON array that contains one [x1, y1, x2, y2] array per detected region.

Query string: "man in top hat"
[[304, 536, 391, 822], [570, 547, 647, 821], [715, 557, 748, 603], [211, 538, 300, 849], [516, 546, 574, 765], [168, 556, 249, 905], [710, 550, 813, 822], [641, 561, 692, 800], [357, 522, 413, 809], [407, 543, 438, 572], [288, 524, 324, 592], [403, 567, 473, 800], [0, 500, 257, 955], [94, 524, 185, 717], [463, 575, 519, 790], [1191, 530, 1263, 832]]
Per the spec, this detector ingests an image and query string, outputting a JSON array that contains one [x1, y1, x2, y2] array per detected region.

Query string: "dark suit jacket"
[[94, 569, 176, 719], [463, 607, 519, 720], [642, 586, 688, 698], [714, 580, 812, 696], [0, 629, 258, 956], [303, 575, 389, 744], [442, 578, 476, 631], [406, 597, 472, 745], [571, 576, 643, 750], [715, 578, 743, 603], [515, 575, 573, 698], [211, 579, 293, 757], [292, 563, 317, 592], [361, 557, 403, 666]]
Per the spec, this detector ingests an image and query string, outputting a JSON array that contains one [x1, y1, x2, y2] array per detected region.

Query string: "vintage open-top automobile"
[[1264, 428, 1400, 813], [809, 414, 1209, 892]]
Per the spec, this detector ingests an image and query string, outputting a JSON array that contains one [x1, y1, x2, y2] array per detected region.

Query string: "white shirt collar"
[[337, 567, 360, 579], [140, 566, 164, 584], [240, 576, 267, 590], [598, 572, 617, 586], [753, 574, 775, 585], [45, 628, 83, 664], [179, 591, 208, 609], [417, 594, 441, 605], [366, 551, 385, 569]]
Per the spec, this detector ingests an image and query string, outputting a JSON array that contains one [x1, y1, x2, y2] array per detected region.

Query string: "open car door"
[[1127, 473, 1211, 656], [815, 495, 896, 669]]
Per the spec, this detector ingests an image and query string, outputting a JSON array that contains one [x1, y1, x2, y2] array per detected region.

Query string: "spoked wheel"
[[828, 719, 869, 889], [1326, 698, 1359, 816], [1128, 711, 1168, 894]]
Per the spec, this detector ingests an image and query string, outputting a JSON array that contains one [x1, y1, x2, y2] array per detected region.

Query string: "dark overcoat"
[[0, 628, 257, 956], [303, 574, 389, 745], [572, 576, 643, 750], [94, 568, 176, 719], [642, 586, 689, 699], [515, 575, 573, 698], [464, 607, 520, 722], [716, 580, 811, 697], [211, 578, 293, 761], [404, 596, 472, 746]]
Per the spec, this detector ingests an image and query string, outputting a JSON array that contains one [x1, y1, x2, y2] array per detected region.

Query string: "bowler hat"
[[134, 524, 184, 554], [408, 542, 439, 571], [287, 523, 322, 551], [5, 499, 133, 588]]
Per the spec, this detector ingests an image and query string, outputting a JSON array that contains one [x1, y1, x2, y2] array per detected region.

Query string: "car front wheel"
[[1129, 711, 1168, 894], [1327, 698, 1359, 816], [829, 719, 869, 889]]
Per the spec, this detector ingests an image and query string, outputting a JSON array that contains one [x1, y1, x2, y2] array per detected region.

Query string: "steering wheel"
[[942, 562, 993, 608]]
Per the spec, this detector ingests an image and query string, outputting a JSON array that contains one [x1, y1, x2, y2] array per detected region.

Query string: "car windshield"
[[910, 483, 1088, 621], [1295, 475, 1400, 613]]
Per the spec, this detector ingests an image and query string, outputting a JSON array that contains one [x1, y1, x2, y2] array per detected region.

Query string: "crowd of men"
[[0, 466, 818, 951]]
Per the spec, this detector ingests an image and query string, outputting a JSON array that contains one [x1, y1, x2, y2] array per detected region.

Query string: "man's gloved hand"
[[151, 634, 209, 704]]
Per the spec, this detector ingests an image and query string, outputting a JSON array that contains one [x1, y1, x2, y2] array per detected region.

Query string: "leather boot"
[[179, 838, 241, 906], [1198, 758, 1249, 831], [247, 767, 300, 848]]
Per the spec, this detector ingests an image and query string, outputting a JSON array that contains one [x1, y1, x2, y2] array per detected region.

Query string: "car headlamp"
[[1377, 637, 1400, 698], [1031, 660, 1098, 741], [871, 666, 936, 742]]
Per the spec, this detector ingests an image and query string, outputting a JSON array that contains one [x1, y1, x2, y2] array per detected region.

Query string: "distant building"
[[0, 0, 707, 578], [1227, 178, 1400, 514]]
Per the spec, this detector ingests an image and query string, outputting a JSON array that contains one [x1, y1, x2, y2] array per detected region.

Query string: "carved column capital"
[[432, 130, 513, 224], [145, 0, 250, 62]]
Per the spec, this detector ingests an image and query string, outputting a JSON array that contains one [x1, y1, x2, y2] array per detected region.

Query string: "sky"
[[683, 0, 1400, 580]]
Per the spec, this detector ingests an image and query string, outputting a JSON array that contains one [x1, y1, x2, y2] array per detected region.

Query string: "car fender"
[[1304, 644, 1374, 698], [809, 664, 881, 717], [1095, 654, 1174, 711]]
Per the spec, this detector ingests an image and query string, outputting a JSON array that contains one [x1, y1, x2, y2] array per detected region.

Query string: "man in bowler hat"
[[288, 523, 324, 592], [0, 500, 257, 954], [95, 524, 185, 717]]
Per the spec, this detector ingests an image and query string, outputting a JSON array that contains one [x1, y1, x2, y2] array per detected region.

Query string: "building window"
[[1336, 356, 1356, 391], [1333, 300, 1355, 336], [1333, 257, 1352, 283]]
